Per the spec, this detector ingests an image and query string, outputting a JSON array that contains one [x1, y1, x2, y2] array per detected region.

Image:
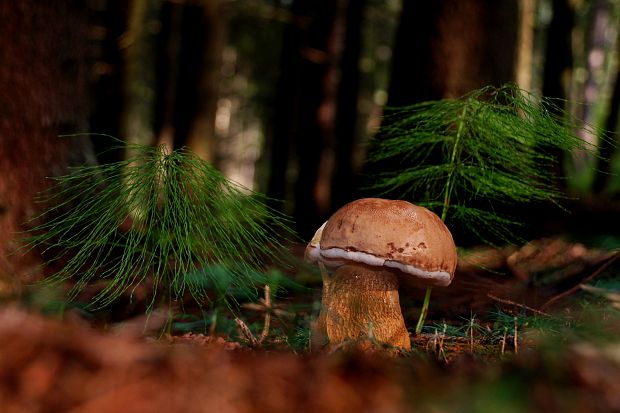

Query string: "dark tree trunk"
[[120, 0, 160, 152], [89, 1, 129, 164], [267, 0, 339, 239], [0, 1, 94, 289], [153, 0, 181, 149], [593, 66, 620, 193], [387, 0, 519, 107], [387, 1, 443, 106], [179, 1, 222, 162], [154, 0, 222, 162], [369, 0, 520, 186], [266, 9, 301, 206], [540, 0, 574, 191], [542, 0, 574, 103], [365, 0, 521, 244], [331, 0, 366, 210]]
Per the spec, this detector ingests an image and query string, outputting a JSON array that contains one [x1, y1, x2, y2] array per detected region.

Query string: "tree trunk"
[[267, 0, 339, 239], [593, 63, 620, 193], [121, 0, 160, 151], [0, 1, 94, 290], [182, 0, 224, 162], [542, 0, 574, 102], [154, 0, 223, 162], [90, 0, 129, 164], [365, 0, 521, 241], [387, 0, 519, 107], [331, 0, 366, 210]]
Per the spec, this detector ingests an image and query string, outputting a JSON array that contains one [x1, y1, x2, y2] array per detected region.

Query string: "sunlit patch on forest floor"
[[1, 235, 620, 412]]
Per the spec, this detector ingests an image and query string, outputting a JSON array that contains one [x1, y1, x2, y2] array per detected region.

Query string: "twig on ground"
[[487, 293, 549, 316], [513, 316, 519, 354], [468, 315, 475, 353], [500, 327, 507, 355], [259, 285, 271, 343], [541, 251, 620, 311], [438, 323, 448, 363], [237, 284, 290, 347], [234, 317, 258, 346]]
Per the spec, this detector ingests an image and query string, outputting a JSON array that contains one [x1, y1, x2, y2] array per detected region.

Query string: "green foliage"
[[366, 84, 597, 243], [27, 137, 295, 309]]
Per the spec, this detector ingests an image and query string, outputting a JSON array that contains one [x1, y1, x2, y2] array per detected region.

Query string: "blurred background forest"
[[2, 0, 620, 282]]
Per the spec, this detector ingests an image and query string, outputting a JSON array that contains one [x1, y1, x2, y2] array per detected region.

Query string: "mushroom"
[[305, 198, 457, 350]]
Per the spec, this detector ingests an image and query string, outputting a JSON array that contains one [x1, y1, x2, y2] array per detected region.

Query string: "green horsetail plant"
[[365, 84, 600, 334], [26, 136, 295, 311]]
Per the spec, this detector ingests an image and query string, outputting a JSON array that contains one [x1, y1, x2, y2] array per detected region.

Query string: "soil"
[[1, 237, 620, 412]]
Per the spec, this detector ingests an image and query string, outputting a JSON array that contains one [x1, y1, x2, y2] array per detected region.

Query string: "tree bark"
[[387, 0, 520, 107], [593, 65, 620, 193], [120, 0, 160, 152], [182, 0, 223, 162], [154, 0, 223, 162], [0, 1, 94, 289], [366, 0, 519, 202], [331, 0, 366, 210], [542, 0, 573, 107], [90, 1, 129, 164], [267, 0, 339, 239]]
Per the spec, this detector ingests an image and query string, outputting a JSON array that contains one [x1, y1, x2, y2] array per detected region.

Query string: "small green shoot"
[[26, 136, 296, 311]]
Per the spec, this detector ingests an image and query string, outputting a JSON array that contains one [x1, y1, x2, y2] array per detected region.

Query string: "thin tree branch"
[[541, 251, 620, 311], [487, 293, 549, 316]]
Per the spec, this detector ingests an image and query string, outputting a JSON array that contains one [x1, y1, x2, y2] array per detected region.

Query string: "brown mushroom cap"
[[309, 198, 457, 287]]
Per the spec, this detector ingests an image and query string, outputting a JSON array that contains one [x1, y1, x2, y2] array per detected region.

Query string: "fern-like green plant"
[[366, 84, 599, 334], [27, 136, 295, 310]]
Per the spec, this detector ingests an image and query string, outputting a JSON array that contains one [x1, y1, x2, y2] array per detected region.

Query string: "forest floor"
[[1, 236, 620, 413]]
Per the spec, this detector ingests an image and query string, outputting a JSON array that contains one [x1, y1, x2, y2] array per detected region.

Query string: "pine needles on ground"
[[26, 138, 295, 310], [366, 84, 598, 243]]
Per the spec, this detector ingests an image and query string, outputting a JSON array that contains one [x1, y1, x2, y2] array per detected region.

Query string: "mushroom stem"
[[314, 264, 411, 350], [415, 286, 433, 335]]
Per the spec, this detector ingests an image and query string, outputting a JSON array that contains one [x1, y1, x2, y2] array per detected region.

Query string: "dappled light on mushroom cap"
[[312, 198, 457, 286]]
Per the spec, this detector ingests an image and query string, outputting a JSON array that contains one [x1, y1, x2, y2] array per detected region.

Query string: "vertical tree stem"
[[258, 284, 271, 343], [415, 286, 433, 335], [441, 102, 468, 221], [416, 103, 468, 335]]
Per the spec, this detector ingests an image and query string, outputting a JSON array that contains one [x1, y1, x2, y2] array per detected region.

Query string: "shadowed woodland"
[[2, 1, 620, 412]]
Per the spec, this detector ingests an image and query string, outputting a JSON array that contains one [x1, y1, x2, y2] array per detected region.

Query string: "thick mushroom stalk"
[[306, 198, 457, 351], [314, 264, 410, 350]]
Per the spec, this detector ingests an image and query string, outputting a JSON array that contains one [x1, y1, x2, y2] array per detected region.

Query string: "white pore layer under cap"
[[319, 247, 452, 286]]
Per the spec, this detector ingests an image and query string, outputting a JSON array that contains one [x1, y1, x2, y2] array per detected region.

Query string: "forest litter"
[[1, 236, 620, 412]]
